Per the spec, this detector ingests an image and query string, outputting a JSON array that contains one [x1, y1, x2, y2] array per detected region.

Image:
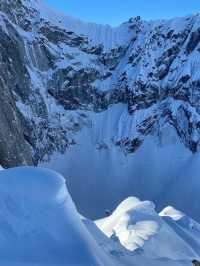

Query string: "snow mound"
[[96, 197, 200, 261], [0, 167, 67, 202], [0, 167, 112, 266], [160, 206, 200, 235], [160, 206, 185, 221], [160, 206, 200, 257]]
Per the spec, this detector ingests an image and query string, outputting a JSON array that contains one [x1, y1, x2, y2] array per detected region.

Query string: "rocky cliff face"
[[0, 0, 136, 166], [1, 0, 200, 219]]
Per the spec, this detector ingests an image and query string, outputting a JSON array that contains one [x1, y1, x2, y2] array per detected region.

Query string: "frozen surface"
[[22, 0, 134, 51], [0, 167, 199, 266], [44, 104, 200, 222], [0, 167, 112, 266], [2, 3, 200, 261], [1, 0, 199, 224], [96, 197, 200, 263]]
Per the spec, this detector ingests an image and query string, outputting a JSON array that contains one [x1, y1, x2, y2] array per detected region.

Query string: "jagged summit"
[[0, 0, 136, 50]]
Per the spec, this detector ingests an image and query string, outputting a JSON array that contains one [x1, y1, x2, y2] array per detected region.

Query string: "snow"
[[160, 206, 185, 221], [96, 197, 200, 262], [21, 0, 134, 51], [0, 12, 8, 34], [0, 167, 113, 266], [43, 103, 200, 223], [2, 4, 200, 265], [0, 167, 199, 266], [160, 207, 200, 257]]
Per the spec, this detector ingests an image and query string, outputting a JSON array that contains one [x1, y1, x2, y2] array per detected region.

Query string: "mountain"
[[1, 0, 200, 221], [0, 166, 200, 266]]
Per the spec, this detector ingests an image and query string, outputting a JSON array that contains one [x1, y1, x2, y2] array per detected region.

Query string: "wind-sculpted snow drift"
[[96, 197, 200, 261], [0, 167, 113, 266], [0, 166, 200, 266], [1, 0, 200, 221]]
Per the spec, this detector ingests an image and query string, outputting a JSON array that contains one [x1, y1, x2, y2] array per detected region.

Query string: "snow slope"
[[96, 197, 200, 264], [0, 166, 200, 266], [0, 167, 113, 266], [44, 104, 200, 222], [2, 0, 200, 226], [17, 0, 134, 51]]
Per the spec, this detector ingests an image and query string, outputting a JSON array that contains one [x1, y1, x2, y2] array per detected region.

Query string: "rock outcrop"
[[0, 1, 200, 175]]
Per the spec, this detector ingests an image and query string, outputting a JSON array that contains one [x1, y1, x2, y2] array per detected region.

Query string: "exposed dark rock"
[[1, 0, 200, 167], [186, 28, 200, 53]]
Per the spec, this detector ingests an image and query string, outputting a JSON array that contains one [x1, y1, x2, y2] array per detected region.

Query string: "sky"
[[44, 0, 200, 26]]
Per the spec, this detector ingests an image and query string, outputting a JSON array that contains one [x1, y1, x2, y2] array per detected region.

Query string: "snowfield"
[[44, 104, 200, 222], [1, 0, 200, 265], [0, 166, 199, 266]]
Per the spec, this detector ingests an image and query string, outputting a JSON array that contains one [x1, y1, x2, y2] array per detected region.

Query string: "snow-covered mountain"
[[1, 0, 200, 221], [0, 166, 200, 266]]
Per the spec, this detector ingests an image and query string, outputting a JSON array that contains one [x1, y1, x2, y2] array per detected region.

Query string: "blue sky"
[[44, 0, 200, 26]]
